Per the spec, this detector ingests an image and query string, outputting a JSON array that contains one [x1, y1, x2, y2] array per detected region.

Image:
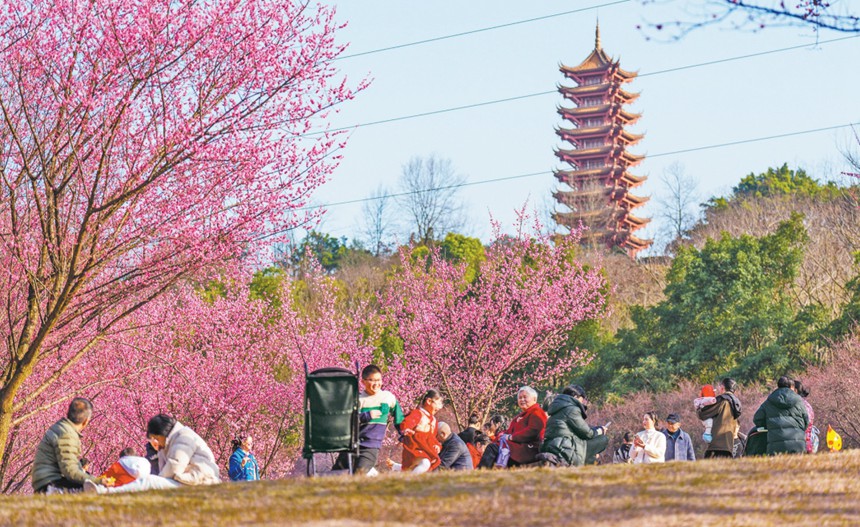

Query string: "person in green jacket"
[[540, 385, 609, 467], [753, 376, 809, 455], [32, 398, 106, 494]]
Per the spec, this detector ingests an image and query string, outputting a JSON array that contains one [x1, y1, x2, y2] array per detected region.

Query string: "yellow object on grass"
[[826, 425, 842, 452]]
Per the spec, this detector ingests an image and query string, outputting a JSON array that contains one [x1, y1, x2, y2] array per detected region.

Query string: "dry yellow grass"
[[2, 450, 858, 526]]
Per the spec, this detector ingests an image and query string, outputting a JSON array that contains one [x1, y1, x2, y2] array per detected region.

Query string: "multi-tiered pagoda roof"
[[552, 25, 652, 256]]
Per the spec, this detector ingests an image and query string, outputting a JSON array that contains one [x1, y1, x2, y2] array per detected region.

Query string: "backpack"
[[809, 425, 820, 454]]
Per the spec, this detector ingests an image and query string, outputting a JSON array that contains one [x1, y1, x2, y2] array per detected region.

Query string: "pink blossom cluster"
[[381, 216, 609, 429]]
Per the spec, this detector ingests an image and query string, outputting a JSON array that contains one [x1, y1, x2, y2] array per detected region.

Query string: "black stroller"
[[302, 365, 361, 476], [743, 426, 768, 457]]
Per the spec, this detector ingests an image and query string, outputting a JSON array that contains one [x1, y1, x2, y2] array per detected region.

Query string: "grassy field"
[[2, 450, 858, 526]]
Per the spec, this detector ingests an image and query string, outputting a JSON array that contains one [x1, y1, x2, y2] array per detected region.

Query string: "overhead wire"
[[334, 1, 632, 61], [296, 121, 860, 212], [305, 34, 859, 136]]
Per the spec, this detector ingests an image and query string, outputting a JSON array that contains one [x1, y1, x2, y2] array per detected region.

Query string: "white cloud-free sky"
[[305, 1, 860, 249]]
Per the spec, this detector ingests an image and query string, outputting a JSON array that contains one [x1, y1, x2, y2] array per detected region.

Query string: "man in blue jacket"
[[436, 422, 473, 470], [662, 413, 696, 461]]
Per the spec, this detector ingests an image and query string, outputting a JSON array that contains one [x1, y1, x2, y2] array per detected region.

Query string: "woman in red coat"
[[499, 386, 547, 467]]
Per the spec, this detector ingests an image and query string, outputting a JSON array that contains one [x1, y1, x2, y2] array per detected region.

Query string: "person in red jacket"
[[100, 447, 151, 487], [387, 389, 444, 473], [498, 386, 548, 467]]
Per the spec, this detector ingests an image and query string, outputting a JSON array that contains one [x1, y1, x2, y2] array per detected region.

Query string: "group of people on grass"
[[31, 398, 259, 495], [343, 367, 818, 474], [30, 367, 817, 494]]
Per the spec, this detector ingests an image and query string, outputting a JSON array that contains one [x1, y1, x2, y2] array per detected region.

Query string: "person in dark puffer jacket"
[[540, 385, 608, 467], [753, 376, 809, 455]]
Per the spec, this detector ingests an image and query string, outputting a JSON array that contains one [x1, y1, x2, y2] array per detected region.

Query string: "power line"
[[335, 1, 632, 61], [298, 121, 859, 211], [307, 34, 859, 136]]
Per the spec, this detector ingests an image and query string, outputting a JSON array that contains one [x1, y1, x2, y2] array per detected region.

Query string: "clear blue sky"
[[306, 1, 860, 250]]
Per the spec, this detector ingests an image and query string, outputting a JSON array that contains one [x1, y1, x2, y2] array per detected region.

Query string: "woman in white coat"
[[630, 411, 667, 464], [85, 414, 221, 493]]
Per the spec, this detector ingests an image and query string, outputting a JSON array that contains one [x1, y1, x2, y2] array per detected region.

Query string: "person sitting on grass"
[[458, 413, 481, 445], [99, 448, 152, 488], [497, 386, 548, 467], [752, 376, 809, 456], [85, 414, 221, 493], [468, 433, 491, 469], [482, 414, 506, 443], [32, 398, 109, 494], [540, 384, 608, 467], [436, 422, 473, 471], [386, 389, 443, 474]]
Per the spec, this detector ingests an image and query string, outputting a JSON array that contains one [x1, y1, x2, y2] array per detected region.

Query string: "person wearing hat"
[[662, 413, 696, 462], [540, 385, 610, 467]]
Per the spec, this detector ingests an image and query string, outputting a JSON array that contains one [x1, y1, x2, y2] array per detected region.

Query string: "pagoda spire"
[[595, 21, 601, 50]]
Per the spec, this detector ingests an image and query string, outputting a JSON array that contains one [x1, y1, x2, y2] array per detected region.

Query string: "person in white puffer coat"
[[85, 414, 221, 494]]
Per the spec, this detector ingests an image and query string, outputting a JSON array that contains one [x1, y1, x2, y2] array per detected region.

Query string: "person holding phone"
[[540, 385, 610, 467], [630, 412, 666, 464]]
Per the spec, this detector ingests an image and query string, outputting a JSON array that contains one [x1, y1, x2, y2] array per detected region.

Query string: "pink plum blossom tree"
[[382, 215, 609, 429], [0, 0, 362, 465], [1, 266, 378, 492]]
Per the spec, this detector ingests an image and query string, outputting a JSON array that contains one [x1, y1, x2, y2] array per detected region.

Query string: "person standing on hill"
[[333, 364, 404, 476], [662, 413, 696, 462], [697, 378, 742, 459], [630, 412, 666, 464], [753, 376, 809, 455]]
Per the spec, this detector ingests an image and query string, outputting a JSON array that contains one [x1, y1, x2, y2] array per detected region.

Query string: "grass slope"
[[2, 450, 858, 526]]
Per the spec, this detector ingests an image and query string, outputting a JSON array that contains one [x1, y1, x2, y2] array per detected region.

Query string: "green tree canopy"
[[578, 214, 826, 399], [708, 164, 841, 209]]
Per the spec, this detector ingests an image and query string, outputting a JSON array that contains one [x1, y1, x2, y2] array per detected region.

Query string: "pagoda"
[[552, 24, 651, 257]]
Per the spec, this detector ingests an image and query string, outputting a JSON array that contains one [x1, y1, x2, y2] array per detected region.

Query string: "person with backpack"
[[753, 376, 809, 455]]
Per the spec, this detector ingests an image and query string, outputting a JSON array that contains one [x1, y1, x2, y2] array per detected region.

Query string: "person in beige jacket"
[[85, 414, 221, 494]]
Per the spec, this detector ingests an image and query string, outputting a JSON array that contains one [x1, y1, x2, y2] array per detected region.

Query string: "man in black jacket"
[[437, 422, 473, 470], [753, 376, 808, 455]]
